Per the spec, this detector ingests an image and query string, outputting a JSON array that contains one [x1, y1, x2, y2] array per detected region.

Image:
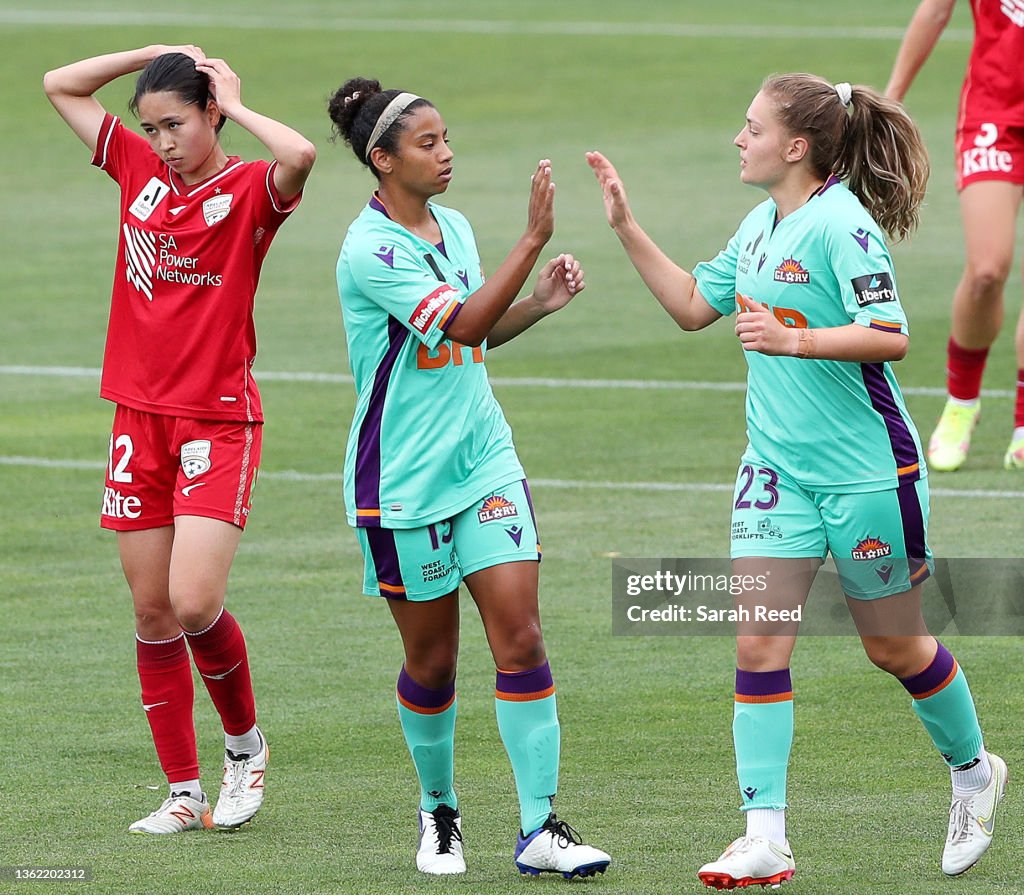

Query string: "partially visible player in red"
[[886, 0, 1024, 470], [43, 45, 315, 833]]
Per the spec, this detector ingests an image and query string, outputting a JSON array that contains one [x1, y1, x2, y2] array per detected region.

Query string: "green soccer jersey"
[[337, 195, 524, 528], [693, 178, 925, 493]]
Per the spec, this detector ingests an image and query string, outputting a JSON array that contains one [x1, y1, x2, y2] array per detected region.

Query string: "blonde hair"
[[762, 73, 929, 242]]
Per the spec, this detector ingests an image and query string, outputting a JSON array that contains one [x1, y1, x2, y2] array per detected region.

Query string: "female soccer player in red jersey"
[[887, 0, 1024, 470], [44, 46, 315, 833]]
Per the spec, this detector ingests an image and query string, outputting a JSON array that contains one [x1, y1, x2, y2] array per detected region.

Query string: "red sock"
[[136, 634, 199, 783], [1015, 369, 1024, 429], [185, 609, 256, 736], [946, 337, 989, 401]]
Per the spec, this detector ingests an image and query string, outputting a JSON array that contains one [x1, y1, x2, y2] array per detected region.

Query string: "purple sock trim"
[[735, 668, 792, 697], [397, 665, 455, 710], [899, 642, 955, 698], [495, 660, 554, 696]]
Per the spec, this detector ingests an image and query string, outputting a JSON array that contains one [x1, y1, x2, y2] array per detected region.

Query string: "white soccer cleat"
[[416, 805, 466, 874], [942, 752, 1007, 876], [514, 813, 610, 879], [698, 836, 795, 890], [128, 792, 213, 834], [212, 728, 267, 829]]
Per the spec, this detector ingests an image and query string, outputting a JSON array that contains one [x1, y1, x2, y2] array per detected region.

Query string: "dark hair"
[[762, 73, 929, 242], [129, 52, 225, 133], [327, 77, 433, 178]]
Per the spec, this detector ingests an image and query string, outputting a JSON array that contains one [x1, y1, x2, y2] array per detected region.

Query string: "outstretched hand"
[[585, 150, 632, 230], [735, 295, 799, 356], [525, 159, 555, 246], [532, 253, 586, 314]]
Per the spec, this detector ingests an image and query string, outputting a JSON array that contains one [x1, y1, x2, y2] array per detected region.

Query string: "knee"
[[404, 644, 459, 690], [963, 262, 1011, 299], [172, 598, 221, 634], [862, 638, 919, 678], [132, 598, 179, 641], [736, 636, 789, 672], [492, 624, 547, 673]]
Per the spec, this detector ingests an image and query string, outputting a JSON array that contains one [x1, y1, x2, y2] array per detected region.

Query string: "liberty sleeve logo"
[[129, 177, 170, 222], [851, 272, 896, 306], [180, 439, 212, 479], [409, 284, 458, 333], [123, 224, 157, 300], [202, 193, 233, 226]]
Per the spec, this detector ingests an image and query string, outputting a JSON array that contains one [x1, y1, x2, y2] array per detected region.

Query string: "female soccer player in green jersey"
[[327, 77, 610, 879], [588, 73, 1004, 888]]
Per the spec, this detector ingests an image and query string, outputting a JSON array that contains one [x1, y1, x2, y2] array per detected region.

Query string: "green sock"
[[734, 669, 794, 811], [495, 662, 559, 835], [396, 666, 457, 811], [900, 644, 984, 766]]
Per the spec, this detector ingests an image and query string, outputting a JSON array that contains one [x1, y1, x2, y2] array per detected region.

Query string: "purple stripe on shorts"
[[355, 316, 406, 523], [521, 479, 541, 558], [398, 665, 455, 709], [861, 363, 920, 481], [899, 642, 954, 696], [496, 660, 553, 696], [366, 526, 406, 600], [897, 480, 931, 586], [735, 668, 792, 697]]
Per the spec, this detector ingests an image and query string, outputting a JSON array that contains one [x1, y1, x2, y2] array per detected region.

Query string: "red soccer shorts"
[[956, 121, 1024, 190], [101, 406, 262, 531]]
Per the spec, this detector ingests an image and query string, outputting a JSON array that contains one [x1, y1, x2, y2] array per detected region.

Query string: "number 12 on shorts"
[[108, 433, 135, 483]]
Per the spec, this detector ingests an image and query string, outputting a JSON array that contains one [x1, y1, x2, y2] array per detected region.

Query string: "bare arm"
[[442, 160, 554, 347], [196, 58, 316, 201], [735, 295, 909, 362], [885, 0, 958, 102], [43, 45, 202, 152], [586, 151, 721, 332], [487, 254, 584, 348]]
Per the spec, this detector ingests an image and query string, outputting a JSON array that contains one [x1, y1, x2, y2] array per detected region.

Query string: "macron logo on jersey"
[[410, 284, 458, 334], [374, 245, 395, 268], [851, 228, 870, 253]]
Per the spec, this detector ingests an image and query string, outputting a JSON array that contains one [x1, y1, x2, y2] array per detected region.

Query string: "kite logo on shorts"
[[180, 440, 212, 479], [851, 272, 896, 307], [477, 494, 518, 524], [773, 258, 810, 285], [409, 285, 458, 334], [851, 536, 892, 561], [202, 194, 233, 227]]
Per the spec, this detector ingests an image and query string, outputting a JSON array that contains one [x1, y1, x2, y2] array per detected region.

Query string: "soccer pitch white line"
[[0, 9, 973, 42], [0, 364, 1014, 399], [2, 456, 1022, 500]]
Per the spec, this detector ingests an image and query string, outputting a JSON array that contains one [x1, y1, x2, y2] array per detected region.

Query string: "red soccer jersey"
[[960, 0, 1024, 126], [91, 113, 300, 421]]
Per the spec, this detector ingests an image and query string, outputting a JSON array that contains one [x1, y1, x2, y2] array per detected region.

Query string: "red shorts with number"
[[101, 405, 262, 531], [955, 121, 1024, 191]]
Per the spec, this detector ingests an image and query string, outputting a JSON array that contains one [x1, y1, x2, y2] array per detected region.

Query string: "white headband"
[[834, 82, 853, 109], [364, 92, 421, 161]]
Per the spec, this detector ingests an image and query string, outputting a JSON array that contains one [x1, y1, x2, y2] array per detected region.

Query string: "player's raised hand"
[[525, 159, 555, 246], [195, 57, 242, 118], [162, 44, 207, 65], [735, 294, 800, 356], [586, 150, 632, 231], [532, 253, 586, 314]]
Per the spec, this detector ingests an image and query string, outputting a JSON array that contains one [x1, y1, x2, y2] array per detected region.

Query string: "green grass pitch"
[[1, 1, 1021, 893]]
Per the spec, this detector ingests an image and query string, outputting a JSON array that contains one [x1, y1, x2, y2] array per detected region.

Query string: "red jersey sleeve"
[[91, 113, 156, 185], [249, 159, 303, 231]]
